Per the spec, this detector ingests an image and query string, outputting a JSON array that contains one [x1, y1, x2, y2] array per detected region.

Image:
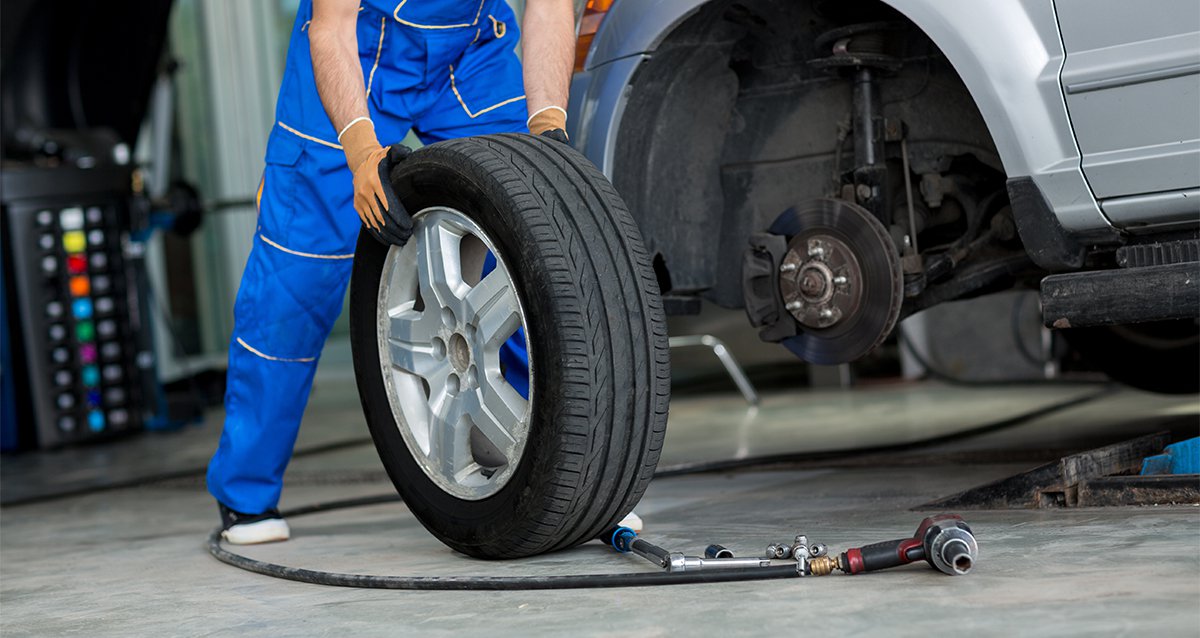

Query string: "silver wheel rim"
[[376, 206, 532, 501]]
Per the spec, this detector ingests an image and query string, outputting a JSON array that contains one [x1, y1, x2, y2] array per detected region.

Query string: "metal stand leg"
[[668, 334, 759, 406]]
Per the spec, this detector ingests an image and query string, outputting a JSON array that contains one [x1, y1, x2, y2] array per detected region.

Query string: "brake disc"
[[769, 198, 903, 365]]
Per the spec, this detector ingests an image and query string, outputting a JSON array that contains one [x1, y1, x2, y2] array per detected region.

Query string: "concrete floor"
[[2, 372, 1198, 636]]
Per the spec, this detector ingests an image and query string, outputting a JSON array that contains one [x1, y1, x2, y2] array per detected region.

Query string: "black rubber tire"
[[349, 134, 670, 559], [1062, 319, 1199, 395]]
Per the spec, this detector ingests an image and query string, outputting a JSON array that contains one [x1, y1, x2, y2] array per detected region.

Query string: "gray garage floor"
[[2, 367, 1198, 636]]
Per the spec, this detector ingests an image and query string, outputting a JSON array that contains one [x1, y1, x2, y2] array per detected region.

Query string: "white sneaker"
[[617, 511, 644, 534], [219, 504, 291, 545]]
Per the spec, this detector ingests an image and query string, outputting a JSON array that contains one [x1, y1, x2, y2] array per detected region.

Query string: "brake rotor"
[[769, 198, 903, 365]]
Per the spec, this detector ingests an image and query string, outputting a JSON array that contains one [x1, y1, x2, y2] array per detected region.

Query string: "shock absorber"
[[809, 21, 906, 227]]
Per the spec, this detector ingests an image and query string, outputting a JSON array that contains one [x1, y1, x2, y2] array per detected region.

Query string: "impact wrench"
[[809, 514, 979, 576], [604, 513, 978, 577]]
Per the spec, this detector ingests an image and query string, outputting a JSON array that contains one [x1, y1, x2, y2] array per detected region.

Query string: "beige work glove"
[[341, 119, 389, 229], [340, 119, 412, 245], [528, 106, 569, 144]]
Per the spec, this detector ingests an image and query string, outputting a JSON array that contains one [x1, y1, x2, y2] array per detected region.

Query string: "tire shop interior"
[[1, 0, 1198, 635]]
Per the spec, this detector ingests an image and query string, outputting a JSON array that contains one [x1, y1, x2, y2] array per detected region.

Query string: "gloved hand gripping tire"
[[341, 118, 414, 247], [528, 106, 569, 145], [364, 143, 413, 246], [540, 129, 569, 145]]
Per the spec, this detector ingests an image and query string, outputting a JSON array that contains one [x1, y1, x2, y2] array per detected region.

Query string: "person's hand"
[[540, 129, 569, 144], [528, 106, 568, 144], [341, 119, 412, 246], [350, 144, 389, 228], [364, 144, 413, 246]]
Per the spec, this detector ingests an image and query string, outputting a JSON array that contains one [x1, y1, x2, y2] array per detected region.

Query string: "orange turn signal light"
[[575, 0, 615, 72]]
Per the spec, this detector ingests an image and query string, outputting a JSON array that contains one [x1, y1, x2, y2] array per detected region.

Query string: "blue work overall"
[[207, 0, 530, 515]]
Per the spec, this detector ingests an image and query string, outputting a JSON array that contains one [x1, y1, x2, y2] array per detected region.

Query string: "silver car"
[[567, 0, 1200, 393]]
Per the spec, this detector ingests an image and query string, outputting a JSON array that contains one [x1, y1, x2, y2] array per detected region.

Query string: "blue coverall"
[[208, 0, 530, 515]]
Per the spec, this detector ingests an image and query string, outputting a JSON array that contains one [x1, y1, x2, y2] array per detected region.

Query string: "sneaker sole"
[[221, 518, 291, 545]]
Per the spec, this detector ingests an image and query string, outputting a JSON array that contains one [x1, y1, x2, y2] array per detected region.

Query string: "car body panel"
[[882, 0, 1109, 236], [584, 0, 704, 70], [567, 55, 646, 180], [1101, 187, 1200, 233], [577, 0, 1194, 240], [1056, 0, 1200, 226]]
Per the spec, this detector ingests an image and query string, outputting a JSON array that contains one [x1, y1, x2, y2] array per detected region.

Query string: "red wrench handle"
[[841, 537, 924, 574]]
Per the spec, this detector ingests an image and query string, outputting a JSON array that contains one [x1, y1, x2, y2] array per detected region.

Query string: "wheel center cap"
[[448, 332, 471, 373]]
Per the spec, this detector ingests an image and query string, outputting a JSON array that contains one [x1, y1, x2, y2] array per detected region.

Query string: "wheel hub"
[[779, 235, 864, 330], [744, 198, 903, 365]]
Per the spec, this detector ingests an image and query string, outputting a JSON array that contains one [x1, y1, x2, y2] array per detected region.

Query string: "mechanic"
[[207, 0, 575, 544]]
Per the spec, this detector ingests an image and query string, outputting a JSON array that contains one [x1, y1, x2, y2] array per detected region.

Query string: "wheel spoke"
[[388, 311, 440, 345], [417, 220, 468, 313], [381, 243, 421, 316], [388, 340, 443, 379], [427, 388, 470, 479], [471, 270, 521, 347], [470, 374, 527, 456], [386, 311, 443, 377]]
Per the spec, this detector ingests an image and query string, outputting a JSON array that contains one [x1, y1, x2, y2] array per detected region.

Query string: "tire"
[[1062, 319, 1199, 394], [349, 134, 670, 558]]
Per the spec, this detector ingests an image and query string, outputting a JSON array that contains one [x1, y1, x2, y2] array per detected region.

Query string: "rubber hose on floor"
[[207, 495, 799, 590], [206, 390, 1108, 589]]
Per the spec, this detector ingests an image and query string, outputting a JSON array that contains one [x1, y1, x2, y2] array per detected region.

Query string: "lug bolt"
[[833, 276, 848, 286], [766, 543, 792, 559], [819, 308, 834, 320], [785, 300, 803, 311], [808, 244, 825, 258], [780, 262, 798, 273], [791, 535, 809, 559]]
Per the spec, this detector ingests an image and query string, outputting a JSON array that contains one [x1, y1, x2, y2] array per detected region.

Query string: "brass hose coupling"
[[807, 555, 840, 576]]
